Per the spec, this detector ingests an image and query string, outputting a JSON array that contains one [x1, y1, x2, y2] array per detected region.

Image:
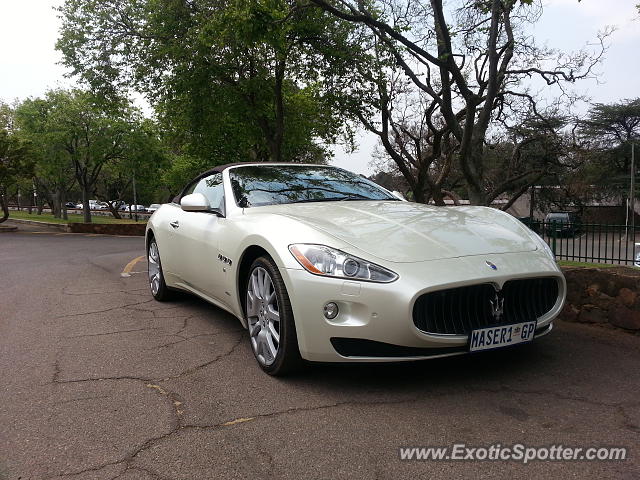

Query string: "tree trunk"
[[81, 186, 92, 223], [107, 202, 122, 219], [431, 188, 446, 206], [52, 191, 61, 218], [61, 190, 68, 221], [464, 142, 488, 206], [36, 197, 44, 215], [272, 60, 285, 163], [0, 188, 8, 224]]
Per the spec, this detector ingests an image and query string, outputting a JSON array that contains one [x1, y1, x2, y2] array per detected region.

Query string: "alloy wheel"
[[148, 240, 161, 296], [246, 266, 280, 366]]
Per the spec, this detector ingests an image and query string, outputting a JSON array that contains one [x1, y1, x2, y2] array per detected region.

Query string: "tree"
[[15, 89, 149, 223], [15, 98, 77, 219], [576, 98, 640, 200], [307, 0, 609, 204], [0, 103, 33, 223], [94, 119, 169, 217], [56, 0, 366, 166]]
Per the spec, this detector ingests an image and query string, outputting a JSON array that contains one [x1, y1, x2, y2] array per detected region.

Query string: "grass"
[[9, 210, 144, 224], [557, 260, 618, 269]]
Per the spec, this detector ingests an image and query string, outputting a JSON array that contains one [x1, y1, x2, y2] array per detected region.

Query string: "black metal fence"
[[528, 221, 640, 266]]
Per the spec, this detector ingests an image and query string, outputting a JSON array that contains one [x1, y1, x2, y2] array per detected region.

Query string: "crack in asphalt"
[[55, 299, 155, 319], [42, 371, 640, 479], [61, 287, 149, 296], [472, 384, 640, 410], [55, 375, 154, 385], [616, 404, 640, 433], [147, 329, 244, 351], [40, 254, 640, 479], [43, 460, 125, 480], [158, 333, 246, 381], [44, 333, 247, 479], [64, 326, 160, 339]]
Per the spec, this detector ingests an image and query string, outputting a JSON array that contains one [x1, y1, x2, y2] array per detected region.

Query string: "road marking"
[[121, 255, 145, 277], [222, 417, 255, 426]]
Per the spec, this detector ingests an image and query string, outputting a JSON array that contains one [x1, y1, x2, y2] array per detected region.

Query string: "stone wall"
[[561, 267, 640, 331]]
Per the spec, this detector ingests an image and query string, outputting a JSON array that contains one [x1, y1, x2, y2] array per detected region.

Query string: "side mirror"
[[391, 190, 407, 201], [180, 193, 210, 212]]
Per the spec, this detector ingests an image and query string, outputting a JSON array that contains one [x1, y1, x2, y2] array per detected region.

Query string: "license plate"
[[469, 321, 537, 352]]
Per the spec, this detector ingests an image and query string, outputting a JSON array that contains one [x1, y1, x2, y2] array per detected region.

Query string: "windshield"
[[229, 165, 398, 207]]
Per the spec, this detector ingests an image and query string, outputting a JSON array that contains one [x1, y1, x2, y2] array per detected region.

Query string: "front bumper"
[[279, 250, 565, 362]]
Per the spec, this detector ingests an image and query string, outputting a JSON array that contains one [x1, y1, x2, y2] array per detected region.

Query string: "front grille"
[[413, 277, 559, 335]]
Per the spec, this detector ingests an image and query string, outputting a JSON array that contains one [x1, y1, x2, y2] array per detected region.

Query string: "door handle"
[[170, 220, 179, 229]]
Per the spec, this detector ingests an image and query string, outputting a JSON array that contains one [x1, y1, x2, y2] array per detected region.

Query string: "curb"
[[5, 218, 69, 231], [5, 218, 146, 236]]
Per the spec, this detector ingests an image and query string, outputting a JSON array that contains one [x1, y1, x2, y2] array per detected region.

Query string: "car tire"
[[147, 237, 174, 302], [245, 256, 303, 376]]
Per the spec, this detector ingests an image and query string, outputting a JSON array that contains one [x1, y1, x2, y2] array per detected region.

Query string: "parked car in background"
[[545, 212, 581, 237], [64, 202, 77, 209], [129, 204, 147, 213], [146, 204, 161, 213], [119, 203, 129, 211], [109, 200, 125, 211]]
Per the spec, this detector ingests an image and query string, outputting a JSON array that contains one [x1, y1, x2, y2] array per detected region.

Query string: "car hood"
[[249, 201, 537, 263]]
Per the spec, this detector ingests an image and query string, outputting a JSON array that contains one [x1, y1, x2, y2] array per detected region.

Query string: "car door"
[[170, 173, 227, 301]]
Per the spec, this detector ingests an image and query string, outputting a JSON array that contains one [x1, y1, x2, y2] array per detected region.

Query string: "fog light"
[[323, 302, 339, 319]]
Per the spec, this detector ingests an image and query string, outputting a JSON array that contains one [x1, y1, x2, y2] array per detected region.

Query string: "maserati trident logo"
[[485, 260, 497, 270], [489, 290, 505, 322]]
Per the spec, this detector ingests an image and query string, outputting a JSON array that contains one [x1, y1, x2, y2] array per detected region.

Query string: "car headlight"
[[288, 244, 398, 283]]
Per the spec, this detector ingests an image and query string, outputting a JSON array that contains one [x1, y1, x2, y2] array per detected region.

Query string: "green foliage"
[[577, 98, 640, 199], [0, 130, 32, 191], [0, 101, 33, 193], [161, 154, 211, 196], [0, 104, 34, 221], [14, 89, 168, 220], [56, 0, 365, 167]]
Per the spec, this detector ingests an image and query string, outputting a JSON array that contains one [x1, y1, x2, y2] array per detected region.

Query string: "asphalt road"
[[1, 226, 639, 480]]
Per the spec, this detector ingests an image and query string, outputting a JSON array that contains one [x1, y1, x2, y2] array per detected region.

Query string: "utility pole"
[[529, 185, 535, 220], [632, 143, 636, 240], [32, 180, 37, 215], [132, 172, 138, 222]]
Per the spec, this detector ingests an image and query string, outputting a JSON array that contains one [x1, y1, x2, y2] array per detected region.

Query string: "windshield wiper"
[[290, 197, 352, 204], [287, 194, 398, 204]]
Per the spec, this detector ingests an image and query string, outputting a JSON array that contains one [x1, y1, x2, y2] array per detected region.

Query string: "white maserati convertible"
[[146, 163, 565, 375]]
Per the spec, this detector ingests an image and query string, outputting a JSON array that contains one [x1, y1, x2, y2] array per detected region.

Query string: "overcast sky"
[[1, 0, 638, 174]]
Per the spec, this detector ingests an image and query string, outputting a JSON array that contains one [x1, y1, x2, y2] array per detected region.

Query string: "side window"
[[192, 173, 224, 210], [182, 182, 197, 197]]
